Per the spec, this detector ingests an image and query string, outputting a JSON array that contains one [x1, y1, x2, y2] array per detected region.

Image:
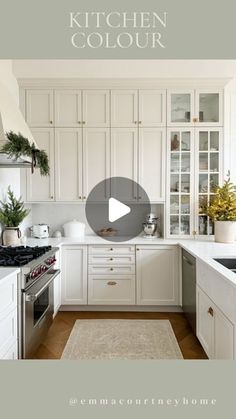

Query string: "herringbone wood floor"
[[33, 311, 207, 360]]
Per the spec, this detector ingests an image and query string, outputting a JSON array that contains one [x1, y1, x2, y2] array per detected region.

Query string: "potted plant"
[[206, 173, 236, 243], [0, 187, 30, 246]]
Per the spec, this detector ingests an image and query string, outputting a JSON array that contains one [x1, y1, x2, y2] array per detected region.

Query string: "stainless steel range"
[[0, 245, 60, 359]]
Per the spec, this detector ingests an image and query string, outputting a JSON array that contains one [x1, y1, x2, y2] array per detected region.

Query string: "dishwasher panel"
[[182, 249, 196, 334]]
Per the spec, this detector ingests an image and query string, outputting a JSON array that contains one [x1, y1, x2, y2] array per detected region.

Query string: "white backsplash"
[[29, 203, 164, 238]]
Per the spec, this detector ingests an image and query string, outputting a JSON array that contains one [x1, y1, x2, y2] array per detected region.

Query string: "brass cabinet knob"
[[134, 121, 137, 124], [110, 267, 114, 271], [50, 120, 53, 124], [83, 121, 86, 125], [138, 196, 142, 199], [78, 121, 81, 124], [208, 307, 214, 317], [193, 117, 198, 123], [110, 248, 113, 251], [78, 196, 82, 200], [110, 258, 113, 261], [139, 121, 142, 124], [107, 281, 117, 286], [83, 196, 86, 200], [50, 196, 54, 199], [136, 248, 140, 251]]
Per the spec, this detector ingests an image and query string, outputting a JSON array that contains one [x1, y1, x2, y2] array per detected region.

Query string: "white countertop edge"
[[0, 267, 20, 282]]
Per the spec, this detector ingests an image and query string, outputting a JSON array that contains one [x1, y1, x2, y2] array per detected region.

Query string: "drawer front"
[[88, 265, 135, 275], [89, 245, 135, 255], [88, 254, 135, 265], [1, 340, 18, 360], [0, 308, 18, 358], [88, 275, 135, 305], [0, 273, 17, 321]]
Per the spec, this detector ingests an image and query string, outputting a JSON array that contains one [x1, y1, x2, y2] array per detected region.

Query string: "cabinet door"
[[196, 286, 213, 358], [26, 90, 53, 127], [55, 128, 83, 201], [214, 308, 234, 360], [26, 128, 55, 202], [53, 251, 61, 317], [83, 90, 110, 127], [61, 246, 87, 305], [195, 90, 223, 126], [83, 128, 110, 200], [138, 128, 165, 202], [136, 246, 179, 305], [55, 90, 82, 127], [111, 128, 138, 201], [111, 90, 138, 127], [167, 90, 194, 126], [139, 90, 166, 127]]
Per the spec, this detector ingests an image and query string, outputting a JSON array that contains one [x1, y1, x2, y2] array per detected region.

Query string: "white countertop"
[[0, 267, 20, 282]]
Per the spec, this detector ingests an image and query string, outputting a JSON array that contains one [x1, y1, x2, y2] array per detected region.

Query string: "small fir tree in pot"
[[0, 187, 30, 246], [205, 173, 236, 243]]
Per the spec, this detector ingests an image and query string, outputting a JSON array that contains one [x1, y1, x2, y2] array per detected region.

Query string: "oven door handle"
[[25, 269, 60, 302]]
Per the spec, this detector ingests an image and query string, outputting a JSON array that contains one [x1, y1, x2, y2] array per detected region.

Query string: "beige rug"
[[61, 319, 183, 360]]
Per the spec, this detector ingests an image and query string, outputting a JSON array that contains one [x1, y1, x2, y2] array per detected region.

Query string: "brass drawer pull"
[[208, 307, 214, 317], [107, 281, 117, 286], [110, 268, 114, 271]]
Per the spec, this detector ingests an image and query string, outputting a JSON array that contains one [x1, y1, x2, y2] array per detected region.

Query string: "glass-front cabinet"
[[167, 90, 222, 126], [167, 129, 194, 236], [195, 128, 222, 236]]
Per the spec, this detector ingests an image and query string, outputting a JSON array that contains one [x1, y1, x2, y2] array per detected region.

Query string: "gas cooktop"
[[0, 245, 52, 267]]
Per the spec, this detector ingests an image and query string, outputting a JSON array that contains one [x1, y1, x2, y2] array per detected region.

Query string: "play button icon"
[[109, 198, 131, 222], [85, 177, 151, 242]]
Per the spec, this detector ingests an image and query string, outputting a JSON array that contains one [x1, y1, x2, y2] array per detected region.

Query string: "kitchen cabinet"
[[136, 246, 179, 305], [55, 128, 83, 201], [53, 250, 61, 317], [111, 90, 138, 127], [26, 89, 54, 127], [83, 128, 110, 200], [197, 285, 234, 359], [55, 90, 82, 127], [26, 128, 55, 202], [138, 128, 165, 202], [167, 89, 222, 127], [139, 90, 166, 127], [0, 272, 18, 359], [61, 246, 87, 305], [82, 90, 110, 127], [111, 128, 138, 201]]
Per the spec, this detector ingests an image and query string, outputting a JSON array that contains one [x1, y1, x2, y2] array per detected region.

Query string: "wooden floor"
[[33, 311, 207, 360]]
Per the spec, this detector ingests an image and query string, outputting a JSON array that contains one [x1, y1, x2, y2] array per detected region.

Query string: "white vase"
[[214, 221, 236, 243], [2, 227, 21, 246]]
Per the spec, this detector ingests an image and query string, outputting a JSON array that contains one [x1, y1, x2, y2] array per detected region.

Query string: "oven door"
[[22, 269, 60, 359]]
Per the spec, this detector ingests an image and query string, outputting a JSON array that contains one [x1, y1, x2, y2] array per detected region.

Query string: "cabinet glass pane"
[[171, 132, 180, 151], [170, 216, 179, 235], [210, 153, 219, 172], [181, 174, 190, 193], [199, 195, 208, 214], [199, 216, 208, 235], [170, 153, 180, 172], [181, 132, 190, 150], [181, 153, 190, 172], [171, 94, 191, 123], [199, 153, 208, 171], [181, 195, 190, 214], [199, 174, 208, 193], [210, 174, 219, 192], [210, 131, 219, 151], [170, 195, 179, 214], [209, 219, 214, 235], [181, 216, 190, 235], [199, 93, 219, 123], [170, 174, 179, 192], [199, 132, 208, 150]]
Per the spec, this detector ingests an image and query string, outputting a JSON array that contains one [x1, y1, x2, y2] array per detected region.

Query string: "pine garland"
[[0, 187, 30, 227], [1, 131, 50, 176], [206, 172, 236, 221]]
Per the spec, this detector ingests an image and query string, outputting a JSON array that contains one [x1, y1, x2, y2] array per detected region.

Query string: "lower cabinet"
[[136, 246, 179, 305], [88, 275, 135, 305], [197, 285, 234, 359], [61, 246, 87, 305], [53, 250, 61, 316], [0, 273, 18, 359]]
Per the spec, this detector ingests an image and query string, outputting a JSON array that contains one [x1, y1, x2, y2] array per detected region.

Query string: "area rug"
[[61, 319, 183, 360]]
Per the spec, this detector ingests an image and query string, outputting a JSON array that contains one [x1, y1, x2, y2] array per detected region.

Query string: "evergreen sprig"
[[1, 131, 50, 176], [0, 187, 30, 227], [206, 172, 236, 221]]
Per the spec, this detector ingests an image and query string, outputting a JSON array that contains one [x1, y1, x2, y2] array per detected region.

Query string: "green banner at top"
[[0, 0, 236, 58]]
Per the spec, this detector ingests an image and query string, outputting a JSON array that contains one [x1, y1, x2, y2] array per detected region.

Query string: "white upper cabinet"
[[136, 246, 179, 305], [139, 90, 166, 127], [55, 128, 83, 201], [55, 90, 82, 127], [83, 128, 110, 200], [111, 90, 138, 127], [138, 128, 165, 202], [26, 89, 54, 127], [26, 128, 55, 202], [82, 90, 110, 127], [111, 128, 138, 200], [167, 89, 222, 126]]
